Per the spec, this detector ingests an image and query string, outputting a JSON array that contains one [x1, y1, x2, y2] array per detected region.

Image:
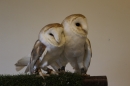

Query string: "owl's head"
[[62, 14, 88, 37], [39, 23, 65, 47]]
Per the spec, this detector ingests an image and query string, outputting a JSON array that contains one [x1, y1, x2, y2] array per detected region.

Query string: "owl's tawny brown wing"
[[25, 40, 46, 74]]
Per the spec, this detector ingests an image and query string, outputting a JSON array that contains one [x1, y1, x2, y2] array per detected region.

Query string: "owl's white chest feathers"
[[64, 32, 86, 58], [41, 45, 64, 66], [48, 46, 64, 57]]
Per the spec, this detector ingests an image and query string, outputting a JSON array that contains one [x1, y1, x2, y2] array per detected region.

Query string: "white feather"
[[15, 56, 30, 71]]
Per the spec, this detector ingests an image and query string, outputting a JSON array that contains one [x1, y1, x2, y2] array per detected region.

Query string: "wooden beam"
[[83, 76, 108, 86]]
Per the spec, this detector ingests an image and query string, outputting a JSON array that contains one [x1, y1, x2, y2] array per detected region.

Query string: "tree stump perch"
[[83, 76, 108, 86]]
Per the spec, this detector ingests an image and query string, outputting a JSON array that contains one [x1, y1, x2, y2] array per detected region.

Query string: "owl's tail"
[[15, 56, 30, 71]]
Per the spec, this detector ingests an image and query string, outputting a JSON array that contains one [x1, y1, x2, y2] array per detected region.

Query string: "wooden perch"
[[83, 76, 108, 86]]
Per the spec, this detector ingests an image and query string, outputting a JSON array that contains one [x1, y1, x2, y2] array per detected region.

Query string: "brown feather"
[[62, 14, 86, 24], [40, 23, 63, 32], [29, 40, 46, 74]]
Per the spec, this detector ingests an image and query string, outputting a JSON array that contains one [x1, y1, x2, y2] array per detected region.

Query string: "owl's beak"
[[56, 38, 61, 44], [55, 34, 61, 44], [82, 29, 88, 35]]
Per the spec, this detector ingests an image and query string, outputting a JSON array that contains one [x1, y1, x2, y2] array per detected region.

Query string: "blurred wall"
[[0, 0, 130, 86]]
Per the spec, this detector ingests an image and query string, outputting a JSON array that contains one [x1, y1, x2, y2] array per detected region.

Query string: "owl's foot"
[[82, 73, 90, 77], [81, 68, 86, 74], [58, 66, 66, 74], [47, 68, 58, 75], [37, 69, 49, 79], [80, 68, 90, 76]]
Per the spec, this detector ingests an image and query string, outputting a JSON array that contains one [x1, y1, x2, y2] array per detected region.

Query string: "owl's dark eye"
[[75, 22, 81, 27], [49, 33, 54, 36]]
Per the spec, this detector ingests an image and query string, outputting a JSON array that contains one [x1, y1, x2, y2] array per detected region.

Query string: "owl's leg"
[[45, 66, 59, 75], [77, 55, 86, 74], [61, 66, 65, 72], [50, 62, 60, 72], [37, 68, 50, 79], [58, 58, 68, 72], [58, 55, 68, 72], [41, 62, 58, 75], [67, 58, 80, 73], [81, 68, 86, 74]]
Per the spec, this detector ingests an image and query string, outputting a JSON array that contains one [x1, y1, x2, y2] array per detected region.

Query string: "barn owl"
[[62, 14, 92, 74], [15, 23, 65, 75]]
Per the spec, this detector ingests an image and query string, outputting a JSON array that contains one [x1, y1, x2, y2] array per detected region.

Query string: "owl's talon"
[[46, 68, 58, 75]]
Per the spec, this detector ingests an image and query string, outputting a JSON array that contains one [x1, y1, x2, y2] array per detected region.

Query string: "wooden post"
[[83, 76, 108, 86]]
